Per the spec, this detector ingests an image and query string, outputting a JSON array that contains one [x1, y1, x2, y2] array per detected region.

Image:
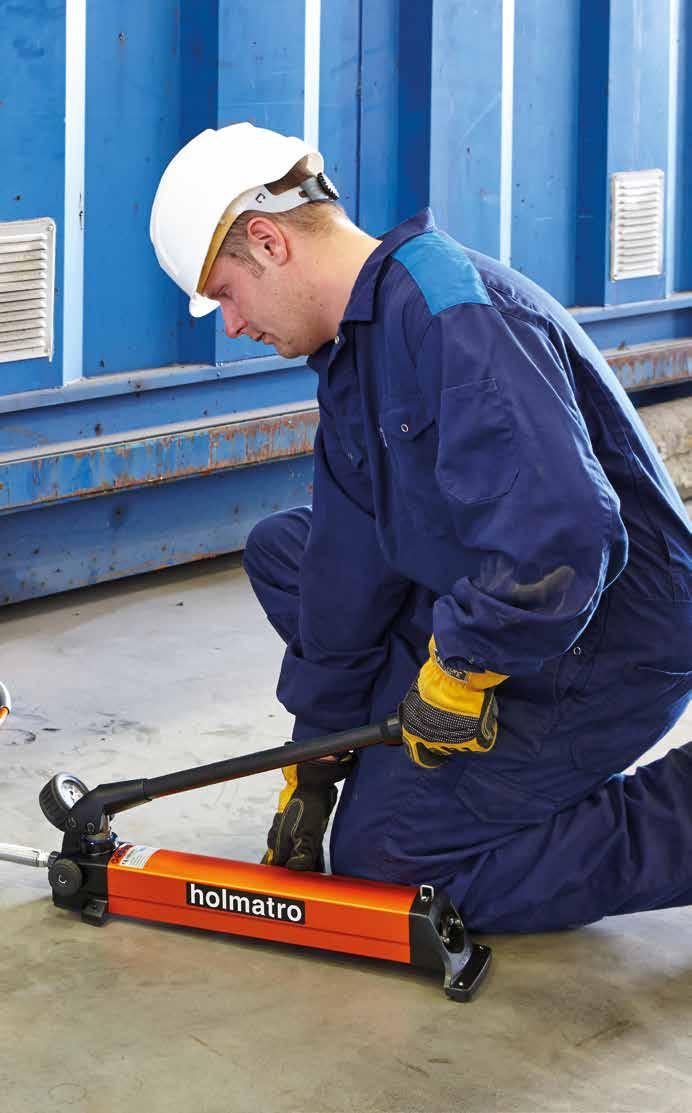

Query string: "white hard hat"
[[150, 122, 335, 317]]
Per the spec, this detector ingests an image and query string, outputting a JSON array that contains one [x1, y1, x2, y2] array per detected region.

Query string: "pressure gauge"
[[39, 772, 90, 831]]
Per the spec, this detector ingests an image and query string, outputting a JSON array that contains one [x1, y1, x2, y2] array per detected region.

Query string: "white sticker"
[[119, 844, 160, 870]]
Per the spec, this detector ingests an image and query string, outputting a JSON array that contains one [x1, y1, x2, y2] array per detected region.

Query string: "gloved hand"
[[262, 751, 354, 871], [399, 638, 507, 768]]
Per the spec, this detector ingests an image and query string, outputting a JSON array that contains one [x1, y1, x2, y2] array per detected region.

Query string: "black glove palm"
[[262, 753, 354, 871]]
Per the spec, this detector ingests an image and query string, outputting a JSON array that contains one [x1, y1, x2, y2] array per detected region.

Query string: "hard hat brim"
[[189, 292, 220, 318]]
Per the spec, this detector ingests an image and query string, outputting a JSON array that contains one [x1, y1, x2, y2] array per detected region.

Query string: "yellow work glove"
[[399, 638, 508, 769], [262, 751, 354, 871]]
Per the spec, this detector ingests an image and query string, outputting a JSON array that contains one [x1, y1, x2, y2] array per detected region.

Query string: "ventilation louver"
[[0, 218, 56, 364], [610, 170, 664, 281]]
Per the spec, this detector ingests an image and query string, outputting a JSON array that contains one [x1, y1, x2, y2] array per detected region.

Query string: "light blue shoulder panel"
[[392, 231, 492, 315]]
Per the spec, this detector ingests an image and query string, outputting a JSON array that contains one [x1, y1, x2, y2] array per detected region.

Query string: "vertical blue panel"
[[358, 0, 400, 235], [429, 0, 503, 260], [675, 0, 692, 291], [216, 0, 306, 135], [360, 0, 431, 234], [319, 0, 361, 222], [576, 0, 672, 307], [83, 1, 182, 376], [214, 0, 306, 364], [0, 1, 65, 395], [397, 2, 432, 222], [604, 0, 671, 305], [511, 0, 581, 304], [178, 0, 220, 366], [575, 0, 611, 306]]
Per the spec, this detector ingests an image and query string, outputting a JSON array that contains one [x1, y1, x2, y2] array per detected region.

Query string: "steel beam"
[[603, 337, 692, 392], [0, 404, 318, 513]]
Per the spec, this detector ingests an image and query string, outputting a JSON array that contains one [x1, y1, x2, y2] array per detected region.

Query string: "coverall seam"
[[481, 281, 557, 329]]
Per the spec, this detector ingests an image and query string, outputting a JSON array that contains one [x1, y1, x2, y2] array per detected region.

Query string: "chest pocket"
[[379, 401, 451, 536], [436, 378, 519, 503]]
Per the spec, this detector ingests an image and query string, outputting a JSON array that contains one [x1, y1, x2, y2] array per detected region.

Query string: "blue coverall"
[[243, 209, 692, 932]]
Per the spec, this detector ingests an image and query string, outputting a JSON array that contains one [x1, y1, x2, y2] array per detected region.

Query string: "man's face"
[[204, 249, 329, 360]]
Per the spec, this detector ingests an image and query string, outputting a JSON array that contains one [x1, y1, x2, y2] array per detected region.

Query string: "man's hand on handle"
[[399, 638, 507, 768], [262, 751, 354, 871], [261, 635, 507, 871]]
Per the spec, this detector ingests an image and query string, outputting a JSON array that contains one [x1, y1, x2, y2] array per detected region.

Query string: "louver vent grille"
[[610, 170, 664, 281], [0, 218, 56, 364]]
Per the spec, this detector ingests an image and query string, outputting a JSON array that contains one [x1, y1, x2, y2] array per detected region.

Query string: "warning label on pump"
[[118, 844, 160, 870]]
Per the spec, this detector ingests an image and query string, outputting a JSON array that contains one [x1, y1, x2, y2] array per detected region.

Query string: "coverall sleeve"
[[424, 304, 629, 676], [277, 423, 411, 740]]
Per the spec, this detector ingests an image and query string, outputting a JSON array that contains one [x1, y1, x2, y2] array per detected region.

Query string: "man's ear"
[[245, 216, 289, 264]]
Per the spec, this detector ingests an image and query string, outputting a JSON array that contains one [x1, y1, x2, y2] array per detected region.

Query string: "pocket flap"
[[436, 377, 519, 503], [380, 404, 434, 441]]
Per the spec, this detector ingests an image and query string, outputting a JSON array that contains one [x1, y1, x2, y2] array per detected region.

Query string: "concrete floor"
[[1, 555, 691, 1113]]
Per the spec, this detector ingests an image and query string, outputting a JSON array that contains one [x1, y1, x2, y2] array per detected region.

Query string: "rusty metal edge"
[[0, 405, 319, 512], [604, 337, 692, 392], [2, 335, 690, 514]]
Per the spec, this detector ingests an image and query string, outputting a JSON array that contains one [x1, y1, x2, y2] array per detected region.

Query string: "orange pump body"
[[108, 843, 417, 964]]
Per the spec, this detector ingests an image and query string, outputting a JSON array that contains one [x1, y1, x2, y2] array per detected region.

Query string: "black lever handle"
[[61, 715, 402, 843]]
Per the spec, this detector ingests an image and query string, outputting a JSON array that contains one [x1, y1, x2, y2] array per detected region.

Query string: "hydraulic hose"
[[0, 844, 52, 868]]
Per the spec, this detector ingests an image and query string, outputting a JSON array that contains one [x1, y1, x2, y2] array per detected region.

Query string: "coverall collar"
[[340, 208, 436, 324]]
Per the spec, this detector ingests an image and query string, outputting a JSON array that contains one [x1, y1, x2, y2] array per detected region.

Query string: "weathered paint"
[[0, 363, 315, 455], [0, 335, 688, 519], [0, 405, 318, 513], [0, 333, 687, 523], [603, 338, 692, 392], [0, 455, 314, 606]]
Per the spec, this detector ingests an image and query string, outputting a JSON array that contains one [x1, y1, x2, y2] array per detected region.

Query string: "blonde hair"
[[217, 157, 344, 276]]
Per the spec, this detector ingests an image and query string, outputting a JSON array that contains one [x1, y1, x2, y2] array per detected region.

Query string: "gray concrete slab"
[[1, 556, 691, 1113], [638, 395, 692, 502]]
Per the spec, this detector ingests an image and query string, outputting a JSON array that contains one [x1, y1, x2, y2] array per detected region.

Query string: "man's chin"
[[275, 340, 310, 359]]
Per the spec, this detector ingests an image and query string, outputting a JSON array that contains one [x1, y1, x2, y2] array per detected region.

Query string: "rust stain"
[[14, 410, 318, 510], [606, 339, 692, 390]]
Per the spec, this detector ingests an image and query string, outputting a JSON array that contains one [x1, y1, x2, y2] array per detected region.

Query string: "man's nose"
[[221, 305, 247, 339]]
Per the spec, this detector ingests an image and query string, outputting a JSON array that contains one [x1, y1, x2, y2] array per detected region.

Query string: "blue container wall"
[[604, 0, 670, 306], [0, 1, 66, 394], [83, 1, 183, 377], [0, 0, 689, 604], [2, 0, 690, 397], [79, 1, 366, 376], [429, 1, 504, 262], [676, 0, 692, 292], [511, 0, 582, 306]]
